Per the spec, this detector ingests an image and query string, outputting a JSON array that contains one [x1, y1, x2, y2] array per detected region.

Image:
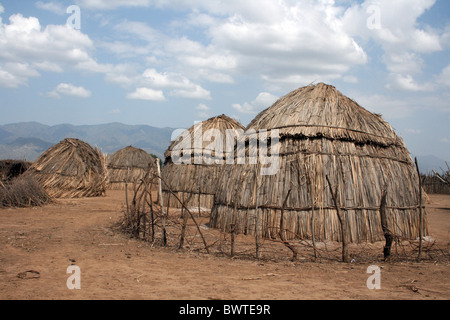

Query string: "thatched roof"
[[25, 138, 107, 198], [247, 83, 401, 147], [107, 146, 157, 189], [164, 114, 246, 161], [162, 114, 245, 210], [210, 83, 427, 243]]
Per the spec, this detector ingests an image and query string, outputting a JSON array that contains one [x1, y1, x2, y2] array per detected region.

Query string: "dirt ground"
[[0, 190, 448, 301]]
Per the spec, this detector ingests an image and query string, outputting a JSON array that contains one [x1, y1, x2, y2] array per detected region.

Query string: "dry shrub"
[[0, 176, 52, 208]]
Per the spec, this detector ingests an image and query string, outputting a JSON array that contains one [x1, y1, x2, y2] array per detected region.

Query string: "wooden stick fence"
[[119, 161, 447, 264]]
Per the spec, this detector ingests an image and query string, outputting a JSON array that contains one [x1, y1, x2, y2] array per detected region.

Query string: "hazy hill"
[[415, 155, 449, 175], [0, 122, 175, 161]]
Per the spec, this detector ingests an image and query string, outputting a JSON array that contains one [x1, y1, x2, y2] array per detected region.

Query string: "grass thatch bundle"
[[24, 138, 107, 199], [210, 83, 427, 243], [0, 160, 31, 182], [107, 146, 157, 190], [162, 114, 245, 210], [0, 175, 52, 208]]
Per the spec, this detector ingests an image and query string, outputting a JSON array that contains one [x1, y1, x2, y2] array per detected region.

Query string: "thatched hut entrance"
[[210, 83, 427, 243], [162, 114, 245, 211], [24, 138, 107, 198]]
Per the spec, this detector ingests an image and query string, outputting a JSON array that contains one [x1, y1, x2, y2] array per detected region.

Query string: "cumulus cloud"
[[232, 92, 278, 114], [0, 13, 95, 87], [141, 68, 211, 100], [127, 87, 166, 101], [103, 1, 368, 89], [386, 74, 435, 92], [48, 83, 91, 98], [0, 62, 40, 88], [342, 0, 444, 91]]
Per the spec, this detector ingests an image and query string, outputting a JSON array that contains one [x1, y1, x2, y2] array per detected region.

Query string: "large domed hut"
[[107, 146, 157, 190], [161, 114, 245, 211], [210, 83, 427, 243], [25, 138, 107, 198]]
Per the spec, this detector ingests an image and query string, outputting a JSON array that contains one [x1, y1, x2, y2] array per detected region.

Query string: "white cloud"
[[106, 1, 368, 89], [437, 65, 450, 87], [49, 83, 91, 98], [98, 40, 151, 58], [0, 62, 40, 88], [171, 85, 211, 100], [75, 0, 154, 10], [35, 1, 66, 15], [0, 14, 95, 87], [386, 74, 435, 92], [206, 2, 367, 85], [232, 92, 278, 115], [196, 103, 211, 118], [342, 0, 445, 91], [0, 3, 4, 14], [127, 88, 166, 101], [141, 68, 211, 100]]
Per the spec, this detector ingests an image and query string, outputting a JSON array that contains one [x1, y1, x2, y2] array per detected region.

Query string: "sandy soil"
[[0, 191, 449, 300]]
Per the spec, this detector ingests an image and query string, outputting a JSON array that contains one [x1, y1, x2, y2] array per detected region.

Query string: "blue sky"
[[0, 0, 449, 160]]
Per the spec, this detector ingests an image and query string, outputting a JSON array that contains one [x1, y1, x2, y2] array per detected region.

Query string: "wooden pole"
[[156, 173, 210, 254], [309, 172, 317, 260], [230, 202, 237, 257], [326, 175, 350, 263], [380, 187, 392, 260], [148, 181, 155, 243], [253, 171, 260, 259], [178, 192, 188, 250], [279, 189, 298, 261], [415, 157, 423, 261], [156, 158, 167, 246]]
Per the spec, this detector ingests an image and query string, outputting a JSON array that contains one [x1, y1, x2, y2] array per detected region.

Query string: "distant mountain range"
[[414, 155, 449, 175], [0, 122, 175, 161], [0, 122, 448, 174]]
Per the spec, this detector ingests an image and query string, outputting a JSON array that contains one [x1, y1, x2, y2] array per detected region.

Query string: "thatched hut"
[[107, 146, 157, 190], [25, 138, 107, 198], [0, 160, 31, 183], [210, 83, 427, 243], [162, 114, 245, 210]]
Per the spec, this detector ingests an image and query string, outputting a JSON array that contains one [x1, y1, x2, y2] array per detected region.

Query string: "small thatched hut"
[[162, 114, 245, 210], [107, 146, 157, 190], [210, 83, 427, 243], [25, 138, 107, 198], [0, 160, 31, 183]]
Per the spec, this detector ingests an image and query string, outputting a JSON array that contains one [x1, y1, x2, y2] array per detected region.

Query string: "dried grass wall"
[[210, 83, 427, 243], [107, 146, 157, 190], [162, 114, 245, 210]]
